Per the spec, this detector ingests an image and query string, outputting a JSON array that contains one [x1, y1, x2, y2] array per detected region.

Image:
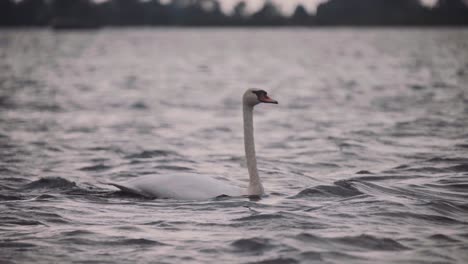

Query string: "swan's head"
[[243, 88, 278, 107]]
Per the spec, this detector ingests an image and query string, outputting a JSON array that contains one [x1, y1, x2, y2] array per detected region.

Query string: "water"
[[1, 28, 467, 264]]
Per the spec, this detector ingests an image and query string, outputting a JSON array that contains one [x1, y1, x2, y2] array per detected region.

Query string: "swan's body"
[[111, 89, 277, 200], [111, 174, 243, 200]]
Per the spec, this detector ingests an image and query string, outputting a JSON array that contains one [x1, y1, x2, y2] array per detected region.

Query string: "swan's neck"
[[243, 104, 264, 196]]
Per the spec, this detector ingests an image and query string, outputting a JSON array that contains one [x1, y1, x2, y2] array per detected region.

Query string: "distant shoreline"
[[1, 25, 467, 30], [2, 0, 467, 29]]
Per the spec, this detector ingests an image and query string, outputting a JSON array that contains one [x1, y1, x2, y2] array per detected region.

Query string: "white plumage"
[[110, 88, 278, 200]]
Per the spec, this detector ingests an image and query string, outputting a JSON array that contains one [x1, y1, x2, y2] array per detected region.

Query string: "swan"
[[110, 88, 278, 200]]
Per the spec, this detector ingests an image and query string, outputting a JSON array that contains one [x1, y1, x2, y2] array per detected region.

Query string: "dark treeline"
[[1, 0, 468, 28]]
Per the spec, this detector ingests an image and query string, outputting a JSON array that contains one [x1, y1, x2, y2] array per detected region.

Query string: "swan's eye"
[[252, 90, 267, 97]]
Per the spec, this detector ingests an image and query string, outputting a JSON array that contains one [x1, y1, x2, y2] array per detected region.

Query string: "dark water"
[[1, 28, 467, 264]]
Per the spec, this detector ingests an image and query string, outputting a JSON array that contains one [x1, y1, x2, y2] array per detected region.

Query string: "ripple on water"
[[79, 164, 112, 172], [34, 194, 59, 200], [350, 174, 424, 182], [426, 157, 468, 164], [23, 177, 77, 190], [0, 193, 25, 201], [311, 251, 366, 261], [154, 165, 192, 171], [0, 241, 36, 248], [231, 237, 274, 253], [57, 237, 166, 247], [0, 216, 45, 226], [125, 149, 178, 159], [233, 213, 284, 222], [61, 230, 97, 237], [428, 234, 461, 243], [447, 164, 468, 173], [374, 211, 463, 225], [107, 238, 167, 247], [291, 180, 363, 199], [295, 233, 409, 251], [423, 200, 468, 215], [331, 234, 409, 251], [247, 257, 298, 264], [1, 208, 69, 225], [424, 183, 468, 198], [130, 101, 148, 110]]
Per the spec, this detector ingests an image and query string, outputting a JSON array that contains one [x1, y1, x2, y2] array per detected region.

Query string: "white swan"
[[110, 88, 278, 200]]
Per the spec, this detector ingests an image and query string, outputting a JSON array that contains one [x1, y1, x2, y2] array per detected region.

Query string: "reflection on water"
[[0, 28, 468, 264]]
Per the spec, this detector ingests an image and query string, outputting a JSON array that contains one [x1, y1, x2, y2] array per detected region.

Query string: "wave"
[[0, 193, 25, 201], [130, 101, 148, 110], [106, 238, 167, 246], [295, 233, 409, 251], [350, 180, 443, 201], [390, 166, 457, 174], [79, 164, 112, 172], [292, 180, 363, 198], [346, 172, 468, 202], [310, 251, 366, 261], [0, 241, 36, 248], [231, 237, 274, 252], [398, 165, 468, 174], [61, 230, 97, 236], [153, 165, 192, 171], [57, 237, 166, 247], [424, 200, 468, 215], [447, 164, 468, 172], [234, 213, 284, 222], [125, 149, 178, 159], [426, 157, 468, 163], [350, 174, 424, 182], [247, 257, 298, 264], [18, 177, 117, 202], [1, 208, 69, 225], [1, 216, 45, 226], [23, 177, 77, 190], [332, 234, 409, 251], [429, 234, 460, 243], [375, 211, 463, 225], [427, 182, 468, 193]]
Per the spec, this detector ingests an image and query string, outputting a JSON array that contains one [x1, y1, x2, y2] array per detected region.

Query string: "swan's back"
[[111, 174, 243, 200]]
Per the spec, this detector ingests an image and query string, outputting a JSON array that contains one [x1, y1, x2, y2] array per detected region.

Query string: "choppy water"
[[1, 28, 468, 264]]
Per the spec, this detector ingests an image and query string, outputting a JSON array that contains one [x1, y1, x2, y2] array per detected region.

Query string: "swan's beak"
[[259, 94, 278, 104]]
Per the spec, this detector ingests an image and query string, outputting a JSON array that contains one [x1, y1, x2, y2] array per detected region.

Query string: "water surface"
[[1, 28, 467, 263]]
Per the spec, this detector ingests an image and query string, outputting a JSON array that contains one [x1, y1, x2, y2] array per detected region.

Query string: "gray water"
[[1, 28, 467, 264]]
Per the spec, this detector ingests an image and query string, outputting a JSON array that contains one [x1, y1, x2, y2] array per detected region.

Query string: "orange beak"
[[259, 94, 278, 104]]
